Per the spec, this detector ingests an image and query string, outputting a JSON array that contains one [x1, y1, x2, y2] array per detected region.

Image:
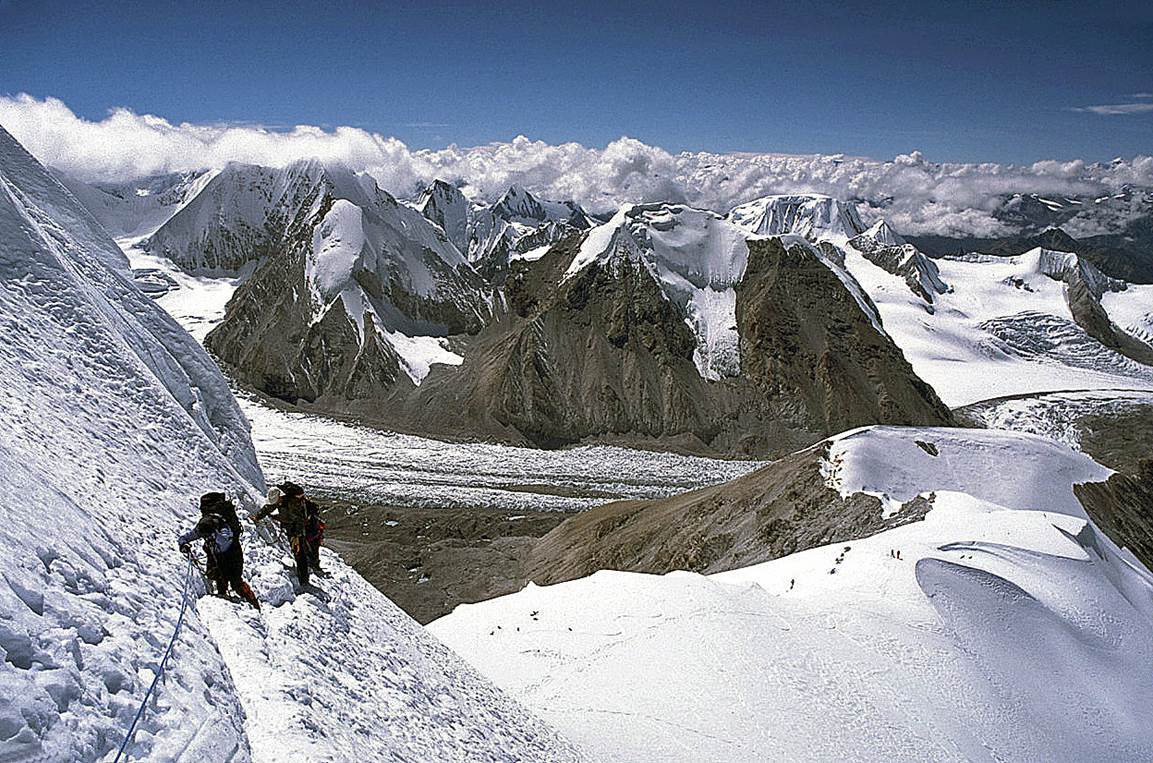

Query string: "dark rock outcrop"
[[1074, 459, 1153, 573], [526, 441, 932, 585]]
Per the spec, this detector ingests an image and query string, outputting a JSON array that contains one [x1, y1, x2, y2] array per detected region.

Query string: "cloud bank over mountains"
[[3, 93, 1151, 237]]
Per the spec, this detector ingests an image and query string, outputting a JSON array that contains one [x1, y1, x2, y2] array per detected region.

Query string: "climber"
[[253, 481, 314, 586], [178, 493, 260, 609]]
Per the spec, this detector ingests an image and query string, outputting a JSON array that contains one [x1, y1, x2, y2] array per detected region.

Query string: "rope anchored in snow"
[[114, 555, 196, 762]]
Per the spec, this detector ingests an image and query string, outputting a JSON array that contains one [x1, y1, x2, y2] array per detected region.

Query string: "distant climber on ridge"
[[178, 492, 260, 609]]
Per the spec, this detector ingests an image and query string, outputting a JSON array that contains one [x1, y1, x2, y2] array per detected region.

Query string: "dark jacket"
[[254, 494, 308, 537]]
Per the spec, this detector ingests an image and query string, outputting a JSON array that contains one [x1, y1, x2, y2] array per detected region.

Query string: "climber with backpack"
[[253, 481, 320, 586], [178, 492, 260, 609]]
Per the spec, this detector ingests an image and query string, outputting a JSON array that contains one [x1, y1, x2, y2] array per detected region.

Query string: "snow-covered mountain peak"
[[567, 202, 749, 288], [416, 178, 471, 253], [859, 218, 905, 247], [491, 183, 593, 229], [565, 202, 752, 379], [727, 193, 866, 243]]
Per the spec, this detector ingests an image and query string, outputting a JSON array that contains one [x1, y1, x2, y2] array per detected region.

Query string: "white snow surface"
[[0, 127, 583, 763], [54, 168, 218, 243], [125, 249, 249, 342], [309, 199, 367, 302], [727, 193, 865, 243], [1101, 280, 1153, 349], [0, 125, 260, 761], [837, 244, 1153, 406], [432, 426, 1153, 763]]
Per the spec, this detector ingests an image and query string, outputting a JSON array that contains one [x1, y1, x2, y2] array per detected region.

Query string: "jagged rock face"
[[489, 184, 593, 229], [390, 236, 954, 457], [736, 239, 954, 439], [205, 245, 405, 403], [394, 237, 719, 448], [527, 440, 932, 584], [1074, 460, 1153, 573], [849, 225, 948, 306], [415, 179, 470, 253]]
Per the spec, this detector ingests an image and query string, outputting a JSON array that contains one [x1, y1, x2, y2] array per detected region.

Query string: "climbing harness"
[[113, 555, 196, 762]]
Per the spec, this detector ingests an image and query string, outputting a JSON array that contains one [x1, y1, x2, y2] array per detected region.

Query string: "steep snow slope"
[[0, 127, 582, 762], [432, 426, 1153, 763], [54, 168, 218, 244], [0, 125, 260, 761], [196, 550, 584, 763]]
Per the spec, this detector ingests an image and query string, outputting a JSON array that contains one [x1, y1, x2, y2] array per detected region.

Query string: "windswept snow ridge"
[[432, 426, 1153, 763]]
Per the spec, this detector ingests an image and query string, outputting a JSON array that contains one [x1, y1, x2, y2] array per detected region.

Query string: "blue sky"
[[1, 0, 1150, 162]]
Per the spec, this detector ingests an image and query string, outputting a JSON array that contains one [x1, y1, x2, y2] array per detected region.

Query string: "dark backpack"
[[305, 499, 325, 542], [201, 492, 241, 536]]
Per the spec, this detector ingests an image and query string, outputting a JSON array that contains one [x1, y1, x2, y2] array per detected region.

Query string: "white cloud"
[[1071, 101, 1153, 115], [2, 93, 1151, 237]]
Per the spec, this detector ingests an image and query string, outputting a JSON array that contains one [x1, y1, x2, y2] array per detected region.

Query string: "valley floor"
[[241, 394, 759, 622]]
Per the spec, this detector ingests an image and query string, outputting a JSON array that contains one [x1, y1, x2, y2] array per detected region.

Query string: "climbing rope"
[[114, 555, 196, 762]]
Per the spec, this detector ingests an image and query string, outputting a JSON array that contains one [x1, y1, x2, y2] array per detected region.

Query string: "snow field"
[[432, 426, 1153, 762], [837, 244, 1153, 407]]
